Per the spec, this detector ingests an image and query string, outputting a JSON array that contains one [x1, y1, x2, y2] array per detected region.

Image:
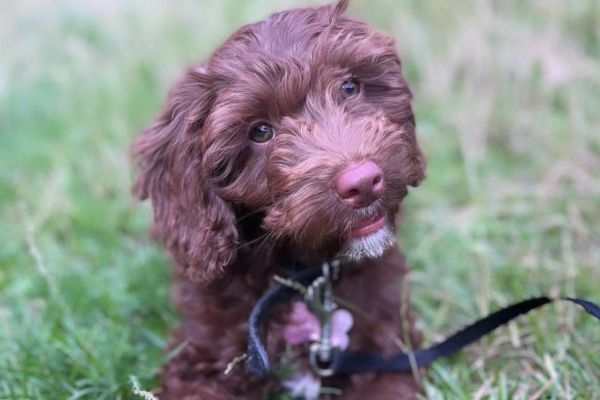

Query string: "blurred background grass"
[[1, 0, 599, 399]]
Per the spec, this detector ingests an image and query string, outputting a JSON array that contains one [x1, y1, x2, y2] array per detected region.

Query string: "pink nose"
[[335, 161, 385, 208]]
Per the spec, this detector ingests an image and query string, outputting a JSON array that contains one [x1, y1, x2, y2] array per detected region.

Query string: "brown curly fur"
[[132, 1, 427, 399]]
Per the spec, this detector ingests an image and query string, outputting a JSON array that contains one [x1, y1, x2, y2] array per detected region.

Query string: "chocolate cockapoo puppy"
[[132, 1, 426, 398]]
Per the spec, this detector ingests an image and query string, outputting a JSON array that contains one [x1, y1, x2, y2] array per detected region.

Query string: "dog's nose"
[[335, 161, 385, 208]]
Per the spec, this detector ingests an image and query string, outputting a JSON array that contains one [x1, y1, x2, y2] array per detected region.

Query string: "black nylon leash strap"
[[246, 270, 600, 377], [331, 296, 600, 374]]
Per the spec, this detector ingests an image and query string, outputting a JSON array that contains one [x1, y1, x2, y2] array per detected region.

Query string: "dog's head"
[[132, 0, 426, 283]]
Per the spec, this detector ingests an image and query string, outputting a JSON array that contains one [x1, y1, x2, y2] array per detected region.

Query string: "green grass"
[[1, 0, 599, 399]]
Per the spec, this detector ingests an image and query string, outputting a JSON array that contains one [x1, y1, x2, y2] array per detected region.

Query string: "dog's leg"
[[332, 248, 423, 399], [340, 373, 422, 400], [159, 324, 271, 400], [159, 349, 269, 400]]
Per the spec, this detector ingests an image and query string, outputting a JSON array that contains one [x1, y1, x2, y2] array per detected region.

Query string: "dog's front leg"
[[340, 373, 423, 400]]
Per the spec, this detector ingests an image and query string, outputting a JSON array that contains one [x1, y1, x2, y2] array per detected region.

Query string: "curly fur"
[[132, 1, 426, 399]]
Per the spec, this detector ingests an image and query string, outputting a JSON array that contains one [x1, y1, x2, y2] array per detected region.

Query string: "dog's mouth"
[[338, 206, 396, 261], [349, 209, 386, 238], [263, 192, 400, 261]]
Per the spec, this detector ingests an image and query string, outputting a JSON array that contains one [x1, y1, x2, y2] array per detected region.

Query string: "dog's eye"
[[249, 123, 275, 143], [341, 80, 360, 97]]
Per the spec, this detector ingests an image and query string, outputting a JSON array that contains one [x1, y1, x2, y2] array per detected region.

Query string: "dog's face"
[[133, 0, 425, 283]]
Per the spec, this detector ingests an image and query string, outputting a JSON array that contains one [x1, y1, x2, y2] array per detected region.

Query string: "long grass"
[[1, 0, 599, 399]]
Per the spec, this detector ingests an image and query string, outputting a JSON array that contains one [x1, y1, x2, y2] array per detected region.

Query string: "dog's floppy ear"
[[132, 67, 238, 284]]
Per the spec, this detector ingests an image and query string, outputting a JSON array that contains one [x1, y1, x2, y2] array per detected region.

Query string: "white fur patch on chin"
[[338, 224, 396, 261]]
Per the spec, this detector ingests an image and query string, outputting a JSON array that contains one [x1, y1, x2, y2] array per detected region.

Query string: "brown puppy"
[[132, 1, 426, 398]]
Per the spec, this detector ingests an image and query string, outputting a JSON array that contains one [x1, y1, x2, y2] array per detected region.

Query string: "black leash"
[[331, 296, 600, 375], [246, 265, 600, 377]]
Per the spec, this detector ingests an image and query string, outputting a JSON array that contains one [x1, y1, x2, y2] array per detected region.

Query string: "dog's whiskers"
[[235, 232, 271, 250], [235, 209, 264, 224], [249, 232, 275, 258]]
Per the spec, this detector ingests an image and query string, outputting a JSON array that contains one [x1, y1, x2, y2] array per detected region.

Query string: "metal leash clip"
[[305, 259, 340, 377]]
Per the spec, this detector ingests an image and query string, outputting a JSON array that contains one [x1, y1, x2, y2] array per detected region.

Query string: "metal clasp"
[[305, 260, 340, 377]]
